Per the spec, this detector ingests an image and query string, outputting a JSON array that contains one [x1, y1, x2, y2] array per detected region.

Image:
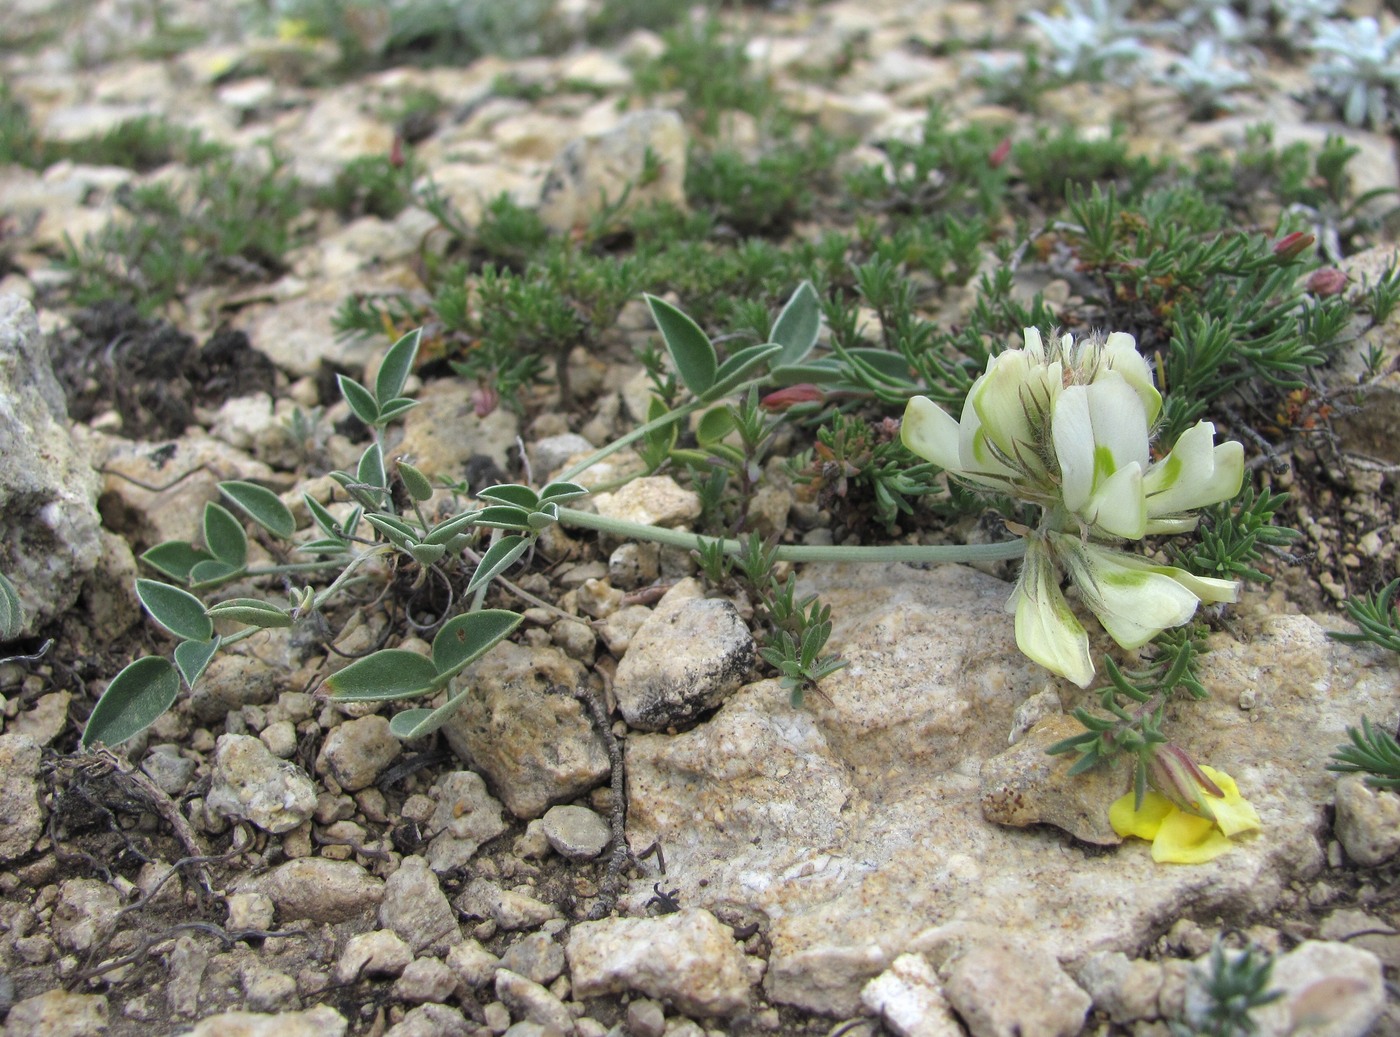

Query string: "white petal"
[[1053, 385, 1095, 512], [1100, 332, 1162, 424], [1023, 327, 1046, 362], [1084, 374, 1150, 471], [1085, 461, 1146, 540], [1014, 541, 1095, 687], [1145, 423, 1244, 517], [1057, 535, 1199, 648], [902, 396, 963, 471]]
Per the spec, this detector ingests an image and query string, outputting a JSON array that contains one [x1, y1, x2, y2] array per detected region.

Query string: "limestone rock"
[[1333, 773, 1400, 866], [2, 990, 108, 1037], [52, 879, 122, 954], [423, 770, 510, 873], [978, 714, 1124, 845], [494, 969, 573, 1033], [454, 879, 561, 931], [180, 1005, 347, 1037], [316, 715, 401, 791], [334, 929, 413, 983], [931, 932, 1091, 1037], [396, 376, 519, 478], [379, 854, 462, 955], [541, 804, 612, 861], [383, 1003, 472, 1037], [498, 931, 567, 986], [206, 733, 317, 834], [613, 582, 755, 731], [236, 857, 384, 924], [0, 733, 44, 863], [392, 957, 459, 1005], [1073, 951, 1164, 1024], [538, 109, 688, 235], [440, 642, 609, 820], [0, 295, 103, 635], [590, 475, 701, 529], [567, 908, 757, 1017], [860, 953, 962, 1037]]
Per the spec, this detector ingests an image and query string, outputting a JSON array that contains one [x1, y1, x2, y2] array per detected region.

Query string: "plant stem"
[[556, 507, 1028, 564]]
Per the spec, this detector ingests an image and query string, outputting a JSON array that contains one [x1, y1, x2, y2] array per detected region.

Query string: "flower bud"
[[1272, 231, 1315, 263], [1147, 742, 1225, 816], [988, 137, 1013, 169], [760, 383, 825, 412], [1306, 268, 1348, 297]]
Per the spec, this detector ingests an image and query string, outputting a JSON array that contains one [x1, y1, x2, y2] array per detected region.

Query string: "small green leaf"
[[366, 513, 416, 546], [467, 535, 530, 593], [330, 470, 383, 510], [202, 502, 248, 568], [188, 559, 244, 588], [140, 541, 215, 583], [396, 460, 434, 502], [472, 506, 533, 530], [477, 484, 539, 508], [219, 481, 296, 540], [408, 543, 447, 565], [82, 656, 181, 748], [297, 537, 351, 555], [387, 684, 472, 740], [770, 280, 822, 367], [338, 374, 380, 425], [538, 481, 589, 504], [702, 343, 783, 402], [424, 512, 479, 546], [358, 442, 387, 491], [766, 357, 845, 385], [375, 327, 421, 404], [174, 637, 220, 689], [375, 398, 419, 424], [304, 493, 342, 538], [205, 598, 293, 628], [646, 293, 716, 395], [324, 649, 441, 702], [0, 571, 23, 640], [432, 609, 523, 678], [527, 502, 559, 530], [696, 405, 737, 446], [136, 579, 214, 642]]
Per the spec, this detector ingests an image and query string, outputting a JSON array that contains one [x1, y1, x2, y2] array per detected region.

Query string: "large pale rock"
[[2, 990, 108, 1036], [927, 930, 1091, 1037], [206, 733, 317, 834], [566, 908, 758, 1017], [396, 376, 519, 479], [0, 296, 103, 635], [236, 858, 384, 924], [613, 582, 755, 731], [538, 109, 688, 234], [1334, 773, 1400, 865], [179, 1005, 347, 1037], [440, 642, 609, 819], [0, 733, 44, 863], [1208, 940, 1384, 1037], [860, 953, 962, 1037], [622, 563, 1392, 1016]]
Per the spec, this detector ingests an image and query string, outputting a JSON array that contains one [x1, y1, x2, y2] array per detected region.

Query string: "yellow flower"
[[1110, 765, 1261, 864]]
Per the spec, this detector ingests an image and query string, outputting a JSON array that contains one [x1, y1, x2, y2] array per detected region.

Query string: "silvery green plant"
[[1271, 0, 1341, 38], [1023, 0, 1158, 83], [1308, 17, 1400, 128], [1156, 38, 1254, 119]]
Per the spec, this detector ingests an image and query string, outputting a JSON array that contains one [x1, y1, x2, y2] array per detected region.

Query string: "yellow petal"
[[1151, 808, 1233, 864], [1109, 790, 1174, 840], [1197, 766, 1262, 838]]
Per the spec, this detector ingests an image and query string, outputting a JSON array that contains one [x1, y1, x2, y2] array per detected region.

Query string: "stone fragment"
[[206, 733, 317, 834], [440, 643, 609, 819], [241, 967, 299, 1012], [494, 969, 573, 1034], [1317, 908, 1400, 969], [397, 376, 519, 477], [236, 857, 384, 924], [937, 935, 1091, 1037], [1074, 951, 1163, 1024], [383, 1002, 472, 1037], [180, 1004, 347, 1036], [531, 432, 595, 477], [334, 929, 413, 983], [978, 714, 1124, 845], [167, 934, 209, 1017], [316, 715, 401, 791], [189, 654, 282, 725], [0, 733, 44, 863], [498, 931, 567, 986], [538, 109, 688, 234], [860, 953, 961, 1037], [52, 878, 122, 953], [141, 743, 198, 795], [613, 583, 754, 731], [1333, 774, 1400, 866], [446, 939, 500, 988], [454, 879, 561, 931], [1223, 940, 1384, 1037], [541, 804, 612, 861], [13, 691, 70, 746], [567, 908, 756, 1017], [392, 957, 459, 1005], [379, 854, 462, 954], [424, 770, 510, 873], [0, 295, 103, 635], [590, 475, 701, 529], [2, 989, 108, 1037], [626, 999, 666, 1037]]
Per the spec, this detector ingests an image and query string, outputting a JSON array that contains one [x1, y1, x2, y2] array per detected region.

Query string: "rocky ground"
[[1, 0, 1400, 1035]]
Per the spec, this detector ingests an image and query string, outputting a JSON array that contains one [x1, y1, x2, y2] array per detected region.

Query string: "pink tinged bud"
[[390, 135, 405, 169], [1147, 742, 1225, 817], [760, 383, 825, 412], [989, 137, 1012, 169], [472, 384, 498, 418], [1272, 231, 1315, 263], [1306, 268, 1348, 297]]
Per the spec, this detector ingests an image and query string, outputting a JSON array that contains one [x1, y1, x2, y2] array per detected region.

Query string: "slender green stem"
[[556, 507, 1027, 564], [311, 545, 392, 610], [243, 561, 347, 577]]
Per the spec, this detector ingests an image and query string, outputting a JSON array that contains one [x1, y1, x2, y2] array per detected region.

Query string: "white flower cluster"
[[902, 329, 1244, 687]]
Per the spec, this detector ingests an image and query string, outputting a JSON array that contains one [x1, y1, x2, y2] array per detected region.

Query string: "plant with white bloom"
[[902, 328, 1244, 687], [1308, 17, 1400, 128]]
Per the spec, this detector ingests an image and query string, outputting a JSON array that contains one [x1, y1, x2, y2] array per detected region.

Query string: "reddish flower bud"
[[1306, 267, 1348, 297], [989, 136, 1013, 169], [1147, 742, 1226, 817], [472, 383, 499, 418], [760, 383, 825, 412], [1272, 231, 1314, 263], [389, 134, 405, 169]]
